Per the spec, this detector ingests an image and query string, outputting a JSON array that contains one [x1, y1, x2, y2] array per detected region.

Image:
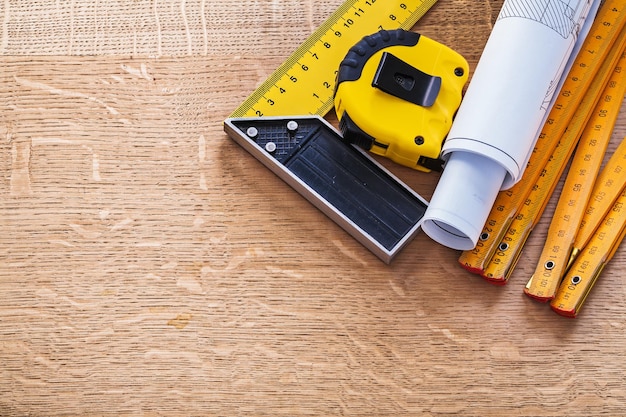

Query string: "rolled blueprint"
[[422, 0, 599, 250]]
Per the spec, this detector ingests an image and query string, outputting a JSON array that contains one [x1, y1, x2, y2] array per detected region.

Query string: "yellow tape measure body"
[[458, 0, 626, 275], [524, 52, 626, 300], [481, 35, 626, 284], [230, 0, 438, 118], [551, 188, 626, 317], [333, 29, 468, 172]]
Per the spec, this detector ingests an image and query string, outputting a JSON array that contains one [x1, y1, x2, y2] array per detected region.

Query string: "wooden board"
[[1, 1, 625, 415]]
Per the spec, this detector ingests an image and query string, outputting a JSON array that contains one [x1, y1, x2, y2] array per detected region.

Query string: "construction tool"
[[458, 0, 626, 274], [422, 0, 600, 250], [224, 116, 427, 263], [224, 1, 472, 262], [524, 51, 626, 300], [333, 29, 468, 172], [571, 137, 626, 263], [481, 36, 626, 284], [229, 0, 439, 118], [550, 188, 626, 317]]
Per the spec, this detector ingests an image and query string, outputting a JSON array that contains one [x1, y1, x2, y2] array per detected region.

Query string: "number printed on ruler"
[[577, 137, 626, 249], [230, 0, 438, 118]]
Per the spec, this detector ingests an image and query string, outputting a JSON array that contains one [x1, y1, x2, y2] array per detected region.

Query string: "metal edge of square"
[[224, 115, 428, 263]]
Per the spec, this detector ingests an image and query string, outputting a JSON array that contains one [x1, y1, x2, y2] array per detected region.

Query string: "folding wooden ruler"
[[551, 180, 626, 317], [570, 138, 626, 265], [524, 51, 626, 300], [458, 0, 626, 278], [481, 37, 626, 284]]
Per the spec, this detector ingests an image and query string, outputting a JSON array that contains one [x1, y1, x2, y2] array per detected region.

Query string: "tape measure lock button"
[[334, 29, 469, 172]]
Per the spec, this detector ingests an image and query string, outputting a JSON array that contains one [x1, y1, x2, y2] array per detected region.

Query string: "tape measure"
[[524, 51, 626, 300], [458, 0, 626, 275], [550, 188, 626, 317], [229, 0, 438, 118], [480, 34, 626, 284], [333, 29, 468, 172]]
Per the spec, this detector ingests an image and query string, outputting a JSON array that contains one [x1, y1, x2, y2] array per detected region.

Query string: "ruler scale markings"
[[482, 135, 582, 284], [230, 0, 438, 118], [550, 188, 626, 317], [458, 0, 626, 274], [524, 50, 626, 300], [481, 30, 626, 284], [573, 137, 626, 257]]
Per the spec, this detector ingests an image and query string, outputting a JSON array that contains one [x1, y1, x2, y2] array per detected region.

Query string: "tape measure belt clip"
[[334, 29, 469, 172], [373, 51, 442, 107], [335, 29, 422, 87]]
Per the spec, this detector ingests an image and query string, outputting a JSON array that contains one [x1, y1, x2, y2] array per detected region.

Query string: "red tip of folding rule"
[[481, 275, 508, 286], [458, 261, 484, 275], [550, 305, 577, 318], [523, 289, 552, 303]]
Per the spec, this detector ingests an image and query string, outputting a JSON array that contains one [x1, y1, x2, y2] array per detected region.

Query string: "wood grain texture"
[[0, 1, 625, 416]]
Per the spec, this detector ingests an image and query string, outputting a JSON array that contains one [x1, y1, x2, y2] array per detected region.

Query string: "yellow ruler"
[[524, 51, 626, 300], [458, 0, 626, 275], [550, 187, 626, 317], [229, 0, 438, 118], [573, 137, 626, 259], [481, 35, 626, 284]]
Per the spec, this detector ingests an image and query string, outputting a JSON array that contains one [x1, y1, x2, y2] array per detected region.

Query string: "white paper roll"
[[422, 0, 600, 250]]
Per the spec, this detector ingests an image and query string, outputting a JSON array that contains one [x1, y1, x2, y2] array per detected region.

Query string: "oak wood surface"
[[1, 1, 625, 416]]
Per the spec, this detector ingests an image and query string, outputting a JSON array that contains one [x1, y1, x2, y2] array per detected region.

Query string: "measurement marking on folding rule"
[[573, 137, 626, 257], [524, 51, 626, 300], [551, 188, 626, 317], [230, 0, 438, 118], [458, 0, 626, 274]]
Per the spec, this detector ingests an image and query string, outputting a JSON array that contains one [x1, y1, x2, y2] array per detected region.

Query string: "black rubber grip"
[[335, 29, 421, 87]]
